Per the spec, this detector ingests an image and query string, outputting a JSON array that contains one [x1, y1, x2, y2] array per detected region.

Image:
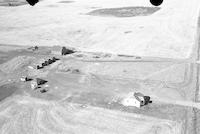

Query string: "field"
[[0, 0, 200, 133], [0, 0, 200, 59], [0, 0, 28, 6], [0, 45, 198, 134]]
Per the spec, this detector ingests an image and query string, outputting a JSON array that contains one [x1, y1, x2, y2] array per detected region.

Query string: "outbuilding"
[[30, 78, 48, 90], [20, 76, 32, 82], [36, 78, 48, 85], [61, 47, 75, 55], [48, 59, 53, 64]]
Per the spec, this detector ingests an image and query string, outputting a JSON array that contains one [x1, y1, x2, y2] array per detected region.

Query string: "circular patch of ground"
[[58, 1, 74, 3], [87, 6, 161, 17]]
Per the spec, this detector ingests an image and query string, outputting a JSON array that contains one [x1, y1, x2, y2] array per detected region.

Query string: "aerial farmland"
[[0, 0, 200, 134]]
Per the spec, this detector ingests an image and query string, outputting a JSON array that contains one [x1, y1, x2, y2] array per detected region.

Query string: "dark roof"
[[36, 78, 47, 85]]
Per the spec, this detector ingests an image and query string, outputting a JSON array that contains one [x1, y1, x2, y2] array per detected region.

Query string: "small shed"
[[20, 76, 27, 82], [44, 61, 49, 66], [36, 65, 43, 69], [20, 76, 32, 82], [61, 47, 75, 55], [52, 57, 57, 62], [48, 59, 53, 64], [36, 78, 47, 85], [30, 78, 48, 90]]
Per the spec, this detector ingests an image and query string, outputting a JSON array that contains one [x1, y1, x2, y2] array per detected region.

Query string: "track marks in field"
[[0, 96, 181, 134]]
